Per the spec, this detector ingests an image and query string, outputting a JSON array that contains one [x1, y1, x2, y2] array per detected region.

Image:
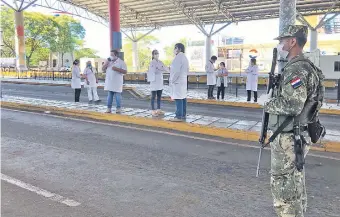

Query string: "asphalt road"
[[2, 83, 340, 130], [1, 109, 340, 217]]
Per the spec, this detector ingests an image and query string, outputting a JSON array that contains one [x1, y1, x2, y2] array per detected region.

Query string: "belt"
[[283, 126, 308, 133]]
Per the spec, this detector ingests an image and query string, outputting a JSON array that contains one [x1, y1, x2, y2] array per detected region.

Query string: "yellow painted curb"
[[2, 101, 340, 153]]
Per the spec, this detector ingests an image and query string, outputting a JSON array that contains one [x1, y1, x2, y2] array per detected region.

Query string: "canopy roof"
[[68, 0, 340, 29]]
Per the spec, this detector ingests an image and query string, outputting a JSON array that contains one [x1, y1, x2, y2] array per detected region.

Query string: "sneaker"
[[105, 108, 112, 113], [151, 110, 158, 117], [169, 117, 183, 122], [116, 108, 122, 114], [157, 110, 165, 115], [88, 100, 93, 104]]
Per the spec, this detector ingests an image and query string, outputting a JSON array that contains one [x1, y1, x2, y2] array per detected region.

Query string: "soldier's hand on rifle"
[[257, 89, 273, 106]]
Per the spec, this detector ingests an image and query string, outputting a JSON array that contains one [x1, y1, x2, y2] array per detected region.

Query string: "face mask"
[[277, 43, 289, 59], [87, 64, 91, 67], [173, 48, 179, 55]]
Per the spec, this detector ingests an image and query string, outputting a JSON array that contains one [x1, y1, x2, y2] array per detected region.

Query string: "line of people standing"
[[71, 44, 189, 122], [205, 56, 259, 102]]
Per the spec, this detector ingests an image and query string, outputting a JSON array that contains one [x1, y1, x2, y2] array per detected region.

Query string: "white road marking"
[[3, 108, 340, 161], [1, 173, 81, 207]]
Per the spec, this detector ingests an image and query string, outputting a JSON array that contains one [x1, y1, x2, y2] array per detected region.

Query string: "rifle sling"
[[266, 116, 294, 145]]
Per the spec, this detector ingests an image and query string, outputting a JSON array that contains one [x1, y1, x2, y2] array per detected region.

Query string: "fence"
[[1, 67, 339, 103]]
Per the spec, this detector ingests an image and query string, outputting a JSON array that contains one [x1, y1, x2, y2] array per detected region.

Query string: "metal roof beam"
[[119, 3, 161, 28], [210, 0, 234, 22]]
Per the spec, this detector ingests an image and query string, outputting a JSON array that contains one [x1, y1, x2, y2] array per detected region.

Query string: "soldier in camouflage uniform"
[[262, 25, 324, 217]]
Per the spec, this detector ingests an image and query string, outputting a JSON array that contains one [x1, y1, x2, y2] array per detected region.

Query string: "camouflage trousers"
[[270, 132, 310, 217]]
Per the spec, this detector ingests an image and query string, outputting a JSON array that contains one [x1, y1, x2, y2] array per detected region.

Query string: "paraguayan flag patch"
[[290, 77, 302, 89]]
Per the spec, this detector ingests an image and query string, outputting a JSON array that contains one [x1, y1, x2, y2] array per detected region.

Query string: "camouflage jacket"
[[264, 54, 321, 117]]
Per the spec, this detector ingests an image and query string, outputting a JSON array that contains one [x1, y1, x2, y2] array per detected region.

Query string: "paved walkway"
[[2, 78, 340, 111], [2, 95, 340, 143]]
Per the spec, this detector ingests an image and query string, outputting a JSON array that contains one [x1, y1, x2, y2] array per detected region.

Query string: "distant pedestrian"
[[216, 62, 228, 100], [245, 58, 259, 102], [103, 50, 127, 114], [169, 43, 189, 122], [148, 49, 169, 116], [84, 61, 100, 103], [71, 59, 81, 102], [206, 56, 217, 99]]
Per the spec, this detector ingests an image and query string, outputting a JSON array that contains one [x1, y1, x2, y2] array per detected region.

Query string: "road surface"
[[2, 83, 340, 130], [1, 109, 340, 217]]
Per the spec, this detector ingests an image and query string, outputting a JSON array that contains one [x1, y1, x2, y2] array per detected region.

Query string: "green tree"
[[24, 12, 56, 67], [49, 15, 85, 66], [123, 34, 159, 72], [29, 47, 50, 66], [0, 7, 15, 57]]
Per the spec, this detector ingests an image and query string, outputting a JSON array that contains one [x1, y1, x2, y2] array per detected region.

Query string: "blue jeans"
[[151, 90, 162, 110], [107, 91, 121, 109], [175, 98, 187, 119]]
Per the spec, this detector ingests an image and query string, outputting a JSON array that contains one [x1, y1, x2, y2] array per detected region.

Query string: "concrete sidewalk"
[[1, 95, 340, 153]]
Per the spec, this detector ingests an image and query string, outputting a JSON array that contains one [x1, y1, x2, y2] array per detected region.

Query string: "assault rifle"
[[255, 48, 278, 177]]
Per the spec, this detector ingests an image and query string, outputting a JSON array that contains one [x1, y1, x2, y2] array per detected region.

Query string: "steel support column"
[[14, 11, 26, 70], [132, 41, 139, 72], [278, 0, 296, 72], [108, 0, 122, 53], [205, 35, 212, 63], [310, 29, 318, 51]]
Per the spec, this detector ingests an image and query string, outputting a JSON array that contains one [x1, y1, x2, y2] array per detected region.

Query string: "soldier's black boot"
[[254, 91, 258, 102], [247, 90, 251, 102]]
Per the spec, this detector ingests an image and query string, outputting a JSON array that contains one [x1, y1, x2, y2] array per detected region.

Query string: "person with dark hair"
[[245, 58, 259, 102], [216, 62, 228, 100], [71, 59, 81, 102], [148, 49, 169, 116], [103, 49, 127, 114], [169, 43, 189, 122], [206, 55, 218, 99]]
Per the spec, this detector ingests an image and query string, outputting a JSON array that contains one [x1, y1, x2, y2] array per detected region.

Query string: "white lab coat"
[[206, 61, 216, 85], [246, 65, 259, 91], [71, 66, 81, 89], [104, 58, 127, 93], [83, 67, 97, 88], [148, 59, 168, 91], [216, 68, 229, 87], [169, 52, 189, 99]]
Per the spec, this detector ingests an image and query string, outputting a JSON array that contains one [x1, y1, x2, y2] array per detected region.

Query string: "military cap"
[[274, 25, 308, 40]]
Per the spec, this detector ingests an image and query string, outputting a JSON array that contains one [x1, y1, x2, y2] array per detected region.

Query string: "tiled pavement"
[[2, 78, 340, 110], [2, 95, 340, 142]]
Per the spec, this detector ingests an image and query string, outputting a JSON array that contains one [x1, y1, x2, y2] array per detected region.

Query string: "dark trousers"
[[247, 90, 258, 102], [208, 85, 215, 98], [217, 83, 225, 99], [151, 90, 162, 110], [75, 88, 81, 102], [175, 98, 187, 119]]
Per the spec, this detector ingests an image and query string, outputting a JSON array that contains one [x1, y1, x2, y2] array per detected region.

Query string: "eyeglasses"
[[154, 53, 159, 55]]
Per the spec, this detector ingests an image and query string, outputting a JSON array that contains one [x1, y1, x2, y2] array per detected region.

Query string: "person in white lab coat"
[[148, 49, 169, 116], [71, 59, 81, 102], [245, 58, 259, 102], [169, 43, 189, 122], [216, 62, 229, 100], [103, 49, 127, 114], [83, 61, 100, 103], [206, 55, 217, 99]]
